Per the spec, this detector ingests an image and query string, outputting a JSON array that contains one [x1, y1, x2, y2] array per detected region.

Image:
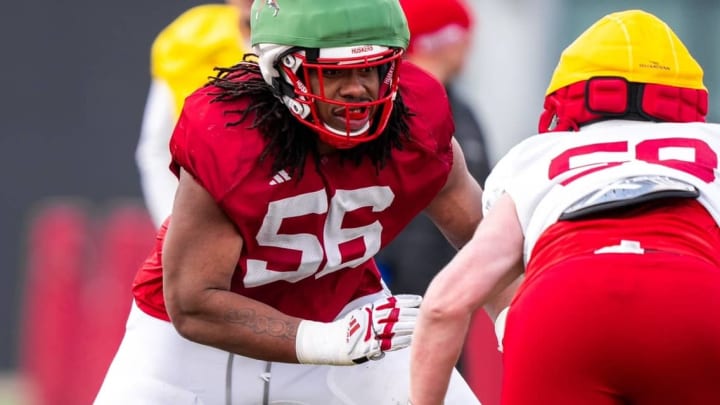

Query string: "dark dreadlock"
[[207, 54, 413, 180]]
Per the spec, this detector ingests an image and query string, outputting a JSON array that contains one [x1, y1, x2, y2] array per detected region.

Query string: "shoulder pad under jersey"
[[399, 62, 455, 159], [170, 85, 263, 202]]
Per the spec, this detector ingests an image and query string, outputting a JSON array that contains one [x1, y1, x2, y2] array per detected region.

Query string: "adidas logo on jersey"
[[269, 170, 291, 185]]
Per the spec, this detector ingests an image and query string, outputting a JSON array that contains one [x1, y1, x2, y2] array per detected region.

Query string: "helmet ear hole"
[[282, 96, 311, 118], [282, 54, 300, 70]]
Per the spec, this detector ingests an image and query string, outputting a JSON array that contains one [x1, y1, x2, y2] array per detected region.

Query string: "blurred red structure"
[[20, 201, 90, 405], [463, 313, 504, 405], [18, 199, 155, 405], [74, 203, 156, 404]]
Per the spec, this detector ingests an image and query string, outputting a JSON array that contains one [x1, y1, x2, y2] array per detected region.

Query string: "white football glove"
[[295, 294, 423, 365]]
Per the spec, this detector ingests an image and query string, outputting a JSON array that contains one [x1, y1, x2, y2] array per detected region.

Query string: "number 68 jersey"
[[483, 120, 720, 264]]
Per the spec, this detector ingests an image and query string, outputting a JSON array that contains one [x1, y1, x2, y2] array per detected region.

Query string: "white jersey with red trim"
[[483, 120, 720, 263]]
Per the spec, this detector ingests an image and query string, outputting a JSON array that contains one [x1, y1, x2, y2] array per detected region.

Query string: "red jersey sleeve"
[[398, 62, 455, 166], [169, 87, 264, 203]]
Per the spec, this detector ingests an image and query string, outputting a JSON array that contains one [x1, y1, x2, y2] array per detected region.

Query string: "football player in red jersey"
[[410, 9, 720, 405], [95, 0, 497, 403]]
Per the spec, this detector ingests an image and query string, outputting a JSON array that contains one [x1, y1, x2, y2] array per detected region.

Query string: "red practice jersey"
[[133, 62, 455, 322]]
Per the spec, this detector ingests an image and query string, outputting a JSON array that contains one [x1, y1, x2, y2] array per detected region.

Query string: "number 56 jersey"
[[132, 62, 455, 324], [483, 120, 720, 264]]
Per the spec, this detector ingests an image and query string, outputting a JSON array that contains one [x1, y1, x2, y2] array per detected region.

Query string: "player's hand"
[[344, 294, 422, 363], [295, 294, 423, 365]]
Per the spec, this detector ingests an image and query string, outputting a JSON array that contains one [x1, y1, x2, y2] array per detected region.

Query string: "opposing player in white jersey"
[[410, 9, 720, 405]]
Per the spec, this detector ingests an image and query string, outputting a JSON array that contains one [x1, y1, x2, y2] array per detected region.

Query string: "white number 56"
[[244, 186, 394, 287]]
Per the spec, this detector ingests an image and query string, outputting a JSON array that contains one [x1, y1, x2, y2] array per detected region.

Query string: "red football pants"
[[501, 252, 720, 405]]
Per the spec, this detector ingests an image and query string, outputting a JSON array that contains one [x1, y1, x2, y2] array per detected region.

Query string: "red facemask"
[[276, 47, 404, 149]]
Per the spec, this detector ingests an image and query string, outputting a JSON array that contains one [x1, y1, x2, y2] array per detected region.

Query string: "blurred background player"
[[410, 9, 720, 405], [135, 0, 252, 228], [376, 0, 491, 296]]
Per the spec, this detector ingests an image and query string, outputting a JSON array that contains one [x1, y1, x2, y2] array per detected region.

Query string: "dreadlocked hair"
[[208, 54, 413, 181]]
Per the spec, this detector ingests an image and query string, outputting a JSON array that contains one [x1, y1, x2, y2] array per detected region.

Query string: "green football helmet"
[[251, 0, 409, 148]]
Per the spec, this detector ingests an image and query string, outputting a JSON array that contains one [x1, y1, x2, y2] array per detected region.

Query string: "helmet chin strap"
[[322, 121, 371, 138]]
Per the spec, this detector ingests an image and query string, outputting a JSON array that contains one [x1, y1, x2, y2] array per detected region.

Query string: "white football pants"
[[94, 295, 479, 405]]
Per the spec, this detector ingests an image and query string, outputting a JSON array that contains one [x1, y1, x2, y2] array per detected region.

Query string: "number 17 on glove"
[[295, 294, 423, 365]]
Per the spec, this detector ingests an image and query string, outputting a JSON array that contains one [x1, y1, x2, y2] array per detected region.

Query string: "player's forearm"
[[168, 288, 301, 363], [410, 258, 477, 404], [410, 310, 470, 405], [169, 287, 424, 366]]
